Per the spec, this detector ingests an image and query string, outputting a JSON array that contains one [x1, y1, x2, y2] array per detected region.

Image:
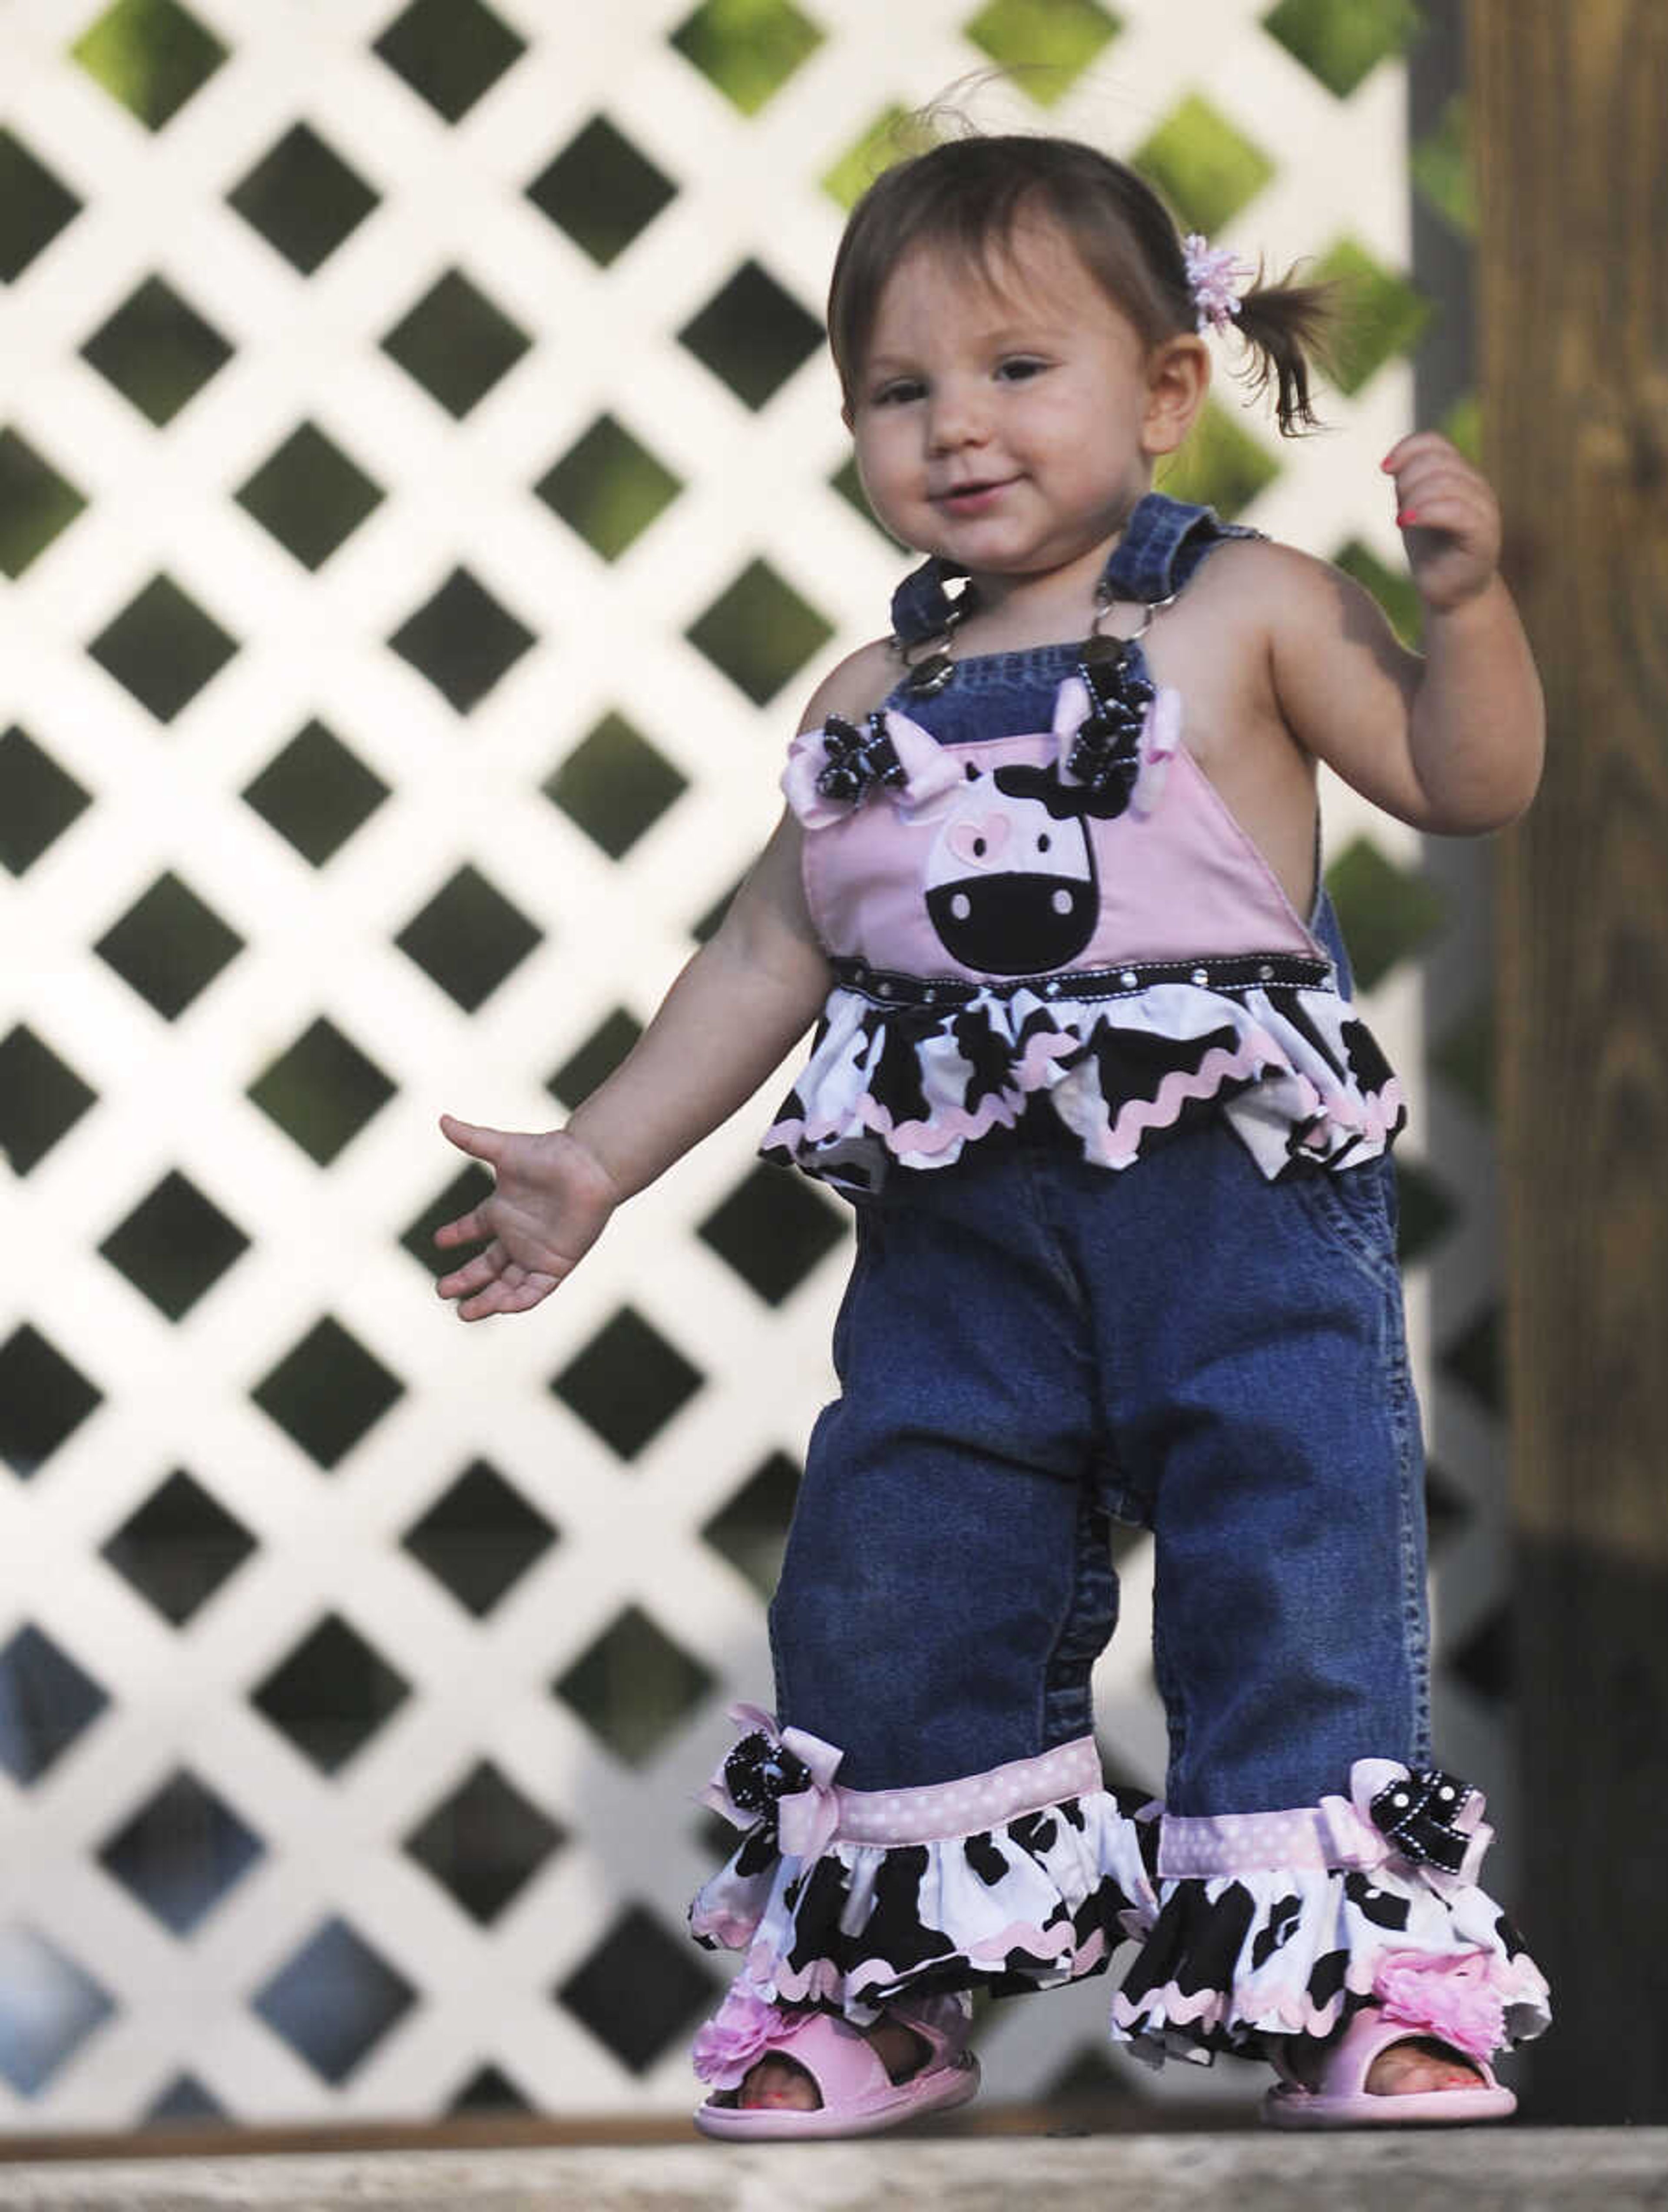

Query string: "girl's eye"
[[872, 378, 925, 407], [996, 357, 1049, 383]]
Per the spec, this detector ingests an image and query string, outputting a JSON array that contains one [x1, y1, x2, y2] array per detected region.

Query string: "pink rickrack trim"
[[1157, 1758, 1494, 1894], [832, 1735, 1106, 1845], [701, 1704, 845, 1861], [1183, 232, 1254, 336], [1373, 1950, 1508, 2065]]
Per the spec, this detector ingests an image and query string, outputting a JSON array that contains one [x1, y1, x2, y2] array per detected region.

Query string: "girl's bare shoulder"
[[795, 637, 900, 732]]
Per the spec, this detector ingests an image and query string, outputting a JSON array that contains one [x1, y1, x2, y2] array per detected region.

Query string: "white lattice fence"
[[0, 0, 1509, 2129]]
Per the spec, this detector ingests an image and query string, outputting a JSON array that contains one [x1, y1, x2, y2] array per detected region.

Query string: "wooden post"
[[1472, 0, 1668, 2123]]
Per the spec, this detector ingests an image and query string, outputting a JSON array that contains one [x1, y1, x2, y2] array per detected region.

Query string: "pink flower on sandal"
[[692, 1983, 811, 2090], [1371, 1950, 1507, 2066]]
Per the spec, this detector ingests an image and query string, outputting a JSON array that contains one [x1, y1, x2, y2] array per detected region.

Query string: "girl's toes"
[[1366, 2037, 1483, 2096], [739, 2054, 819, 2111]]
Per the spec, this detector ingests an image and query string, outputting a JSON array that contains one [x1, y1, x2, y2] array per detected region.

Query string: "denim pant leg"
[[769, 1146, 1118, 1793], [1067, 1129, 1431, 1816]]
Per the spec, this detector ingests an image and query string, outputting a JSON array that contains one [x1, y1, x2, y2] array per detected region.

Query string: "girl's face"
[[847, 218, 1204, 601]]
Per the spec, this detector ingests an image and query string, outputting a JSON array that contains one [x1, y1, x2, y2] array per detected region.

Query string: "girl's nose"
[[927, 383, 989, 452]]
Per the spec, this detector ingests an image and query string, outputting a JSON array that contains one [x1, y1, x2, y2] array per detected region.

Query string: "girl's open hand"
[[1382, 432, 1502, 614], [433, 1116, 619, 1319]]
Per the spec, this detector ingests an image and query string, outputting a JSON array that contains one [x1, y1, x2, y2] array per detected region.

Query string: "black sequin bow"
[[724, 1729, 812, 1835], [816, 713, 905, 806], [1368, 1767, 1478, 1874], [1064, 646, 1155, 815]]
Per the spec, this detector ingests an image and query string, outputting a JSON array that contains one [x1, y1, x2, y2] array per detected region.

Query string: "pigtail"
[[1231, 265, 1340, 437]]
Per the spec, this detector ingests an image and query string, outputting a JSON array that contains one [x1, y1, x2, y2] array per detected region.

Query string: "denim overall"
[[768, 497, 1431, 1819]]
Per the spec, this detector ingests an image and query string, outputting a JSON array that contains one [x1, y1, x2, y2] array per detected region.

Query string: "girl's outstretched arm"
[[434, 804, 831, 1320], [1254, 431, 1544, 833]]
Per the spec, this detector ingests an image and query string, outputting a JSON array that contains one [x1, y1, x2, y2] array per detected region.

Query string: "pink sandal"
[[1263, 2007, 1516, 2129], [693, 1999, 980, 2141]]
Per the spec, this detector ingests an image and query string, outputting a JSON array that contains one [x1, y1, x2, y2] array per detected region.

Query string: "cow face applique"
[[923, 764, 1098, 974]]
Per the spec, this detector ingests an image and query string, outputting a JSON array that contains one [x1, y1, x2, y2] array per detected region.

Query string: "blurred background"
[[1, 0, 1519, 2142]]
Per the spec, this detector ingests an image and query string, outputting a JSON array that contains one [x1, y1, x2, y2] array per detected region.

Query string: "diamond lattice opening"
[[0, 1026, 96, 1174], [226, 123, 380, 274], [381, 269, 532, 419], [1324, 834, 1446, 990], [1135, 92, 1277, 233], [251, 1613, 411, 1774], [251, 1318, 404, 1471], [1442, 1304, 1504, 1417], [0, 1626, 109, 1785], [701, 1448, 801, 1598], [685, 559, 834, 705], [1393, 1157, 1459, 1266], [1311, 238, 1431, 394], [144, 2074, 225, 2124], [101, 1468, 257, 1626], [399, 1164, 492, 1283], [0, 130, 82, 282], [1156, 401, 1279, 519], [400, 1459, 558, 1616], [450, 2065, 528, 2113], [0, 1926, 115, 2096], [550, 1308, 703, 1462], [246, 1017, 397, 1166], [252, 1917, 416, 2083], [526, 117, 676, 266], [403, 1761, 565, 1922], [678, 262, 822, 411], [371, 0, 526, 123], [1261, 0, 1421, 99], [1434, 995, 1493, 1115], [554, 1606, 716, 1766], [94, 870, 244, 1020], [387, 568, 534, 712], [536, 416, 683, 563], [963, 0, 1121, 107], [556, 1904, 717, 2073], [0, 726, 91, 874], [242, 722, 389, 866], [0, 430, 86, 578], [1424, 1463, 1473, 1553], [88, 575, 239, 723], [98, 1769, 265, 1934], [669, 0, 824, 116], [72, 0, 228, 132], [395, 864, 543, 1012], [0, 1326, 102, 1478], [698, 1163, 847, 1305], [1413, 94, 1475, 238], [1451, 1603, 1514, 1702], [547, 1008, 643, 1110], [236, 423, 384, 571], [79, 275, 234, 427], [98, 1169, 250, 1320], [821, 106, 913, 212], [543, 713, 686, 858]]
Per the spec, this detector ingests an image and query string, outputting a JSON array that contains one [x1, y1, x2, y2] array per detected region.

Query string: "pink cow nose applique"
[[946, 814, 1012, 868]]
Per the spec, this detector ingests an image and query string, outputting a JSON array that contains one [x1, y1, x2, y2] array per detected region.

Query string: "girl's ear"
[[1142, 333, 1210, 458]]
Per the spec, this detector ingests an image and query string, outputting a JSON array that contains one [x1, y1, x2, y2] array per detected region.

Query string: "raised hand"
[[1382, 432, 1503, 614], [433, 1116, 620, 1320]]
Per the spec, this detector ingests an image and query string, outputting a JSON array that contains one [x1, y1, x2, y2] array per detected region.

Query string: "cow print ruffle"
[[1110, 1863, 1552, 2069], [689, 1785, 1161, 2027], [762, 972, 1404, 1194]]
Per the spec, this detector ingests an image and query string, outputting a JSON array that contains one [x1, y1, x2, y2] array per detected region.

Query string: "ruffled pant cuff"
[[689, 1731, 1160, 2027], [1108, 1762, 1552, 2070]]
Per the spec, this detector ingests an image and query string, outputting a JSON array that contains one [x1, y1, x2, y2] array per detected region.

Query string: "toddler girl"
[[436, 132, 1550, 2135]]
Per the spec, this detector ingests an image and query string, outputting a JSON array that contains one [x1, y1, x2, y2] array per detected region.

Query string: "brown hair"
[[827, 132, 1333, 436]]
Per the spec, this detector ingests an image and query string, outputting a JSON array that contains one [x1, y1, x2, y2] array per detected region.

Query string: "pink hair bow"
[[1183, 232, 1253, 335], [701, 1703, 844, 1861], [782, 708, 961, 829]]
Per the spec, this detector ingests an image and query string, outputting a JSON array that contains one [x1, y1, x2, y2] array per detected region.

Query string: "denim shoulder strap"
[[1102, 492, 1262, 603]]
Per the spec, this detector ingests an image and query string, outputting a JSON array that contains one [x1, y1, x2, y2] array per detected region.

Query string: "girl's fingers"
[[433, 1205, 490, 1249], [436, 1247, 503, 1300], [438, 1113, 504, 1164]]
